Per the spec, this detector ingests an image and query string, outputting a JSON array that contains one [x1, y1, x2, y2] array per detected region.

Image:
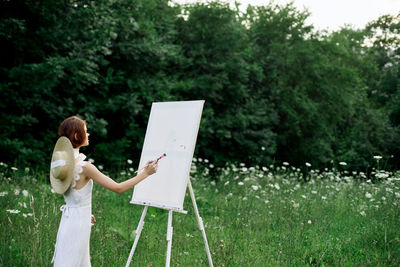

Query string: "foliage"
[[365, 12, 400, 168], [1, 162, 400, 265], [0, 1, 399, 171], [175, 2, 277, 166]]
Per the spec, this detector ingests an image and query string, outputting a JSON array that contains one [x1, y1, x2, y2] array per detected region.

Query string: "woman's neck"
[[73, 148, 79, 158]]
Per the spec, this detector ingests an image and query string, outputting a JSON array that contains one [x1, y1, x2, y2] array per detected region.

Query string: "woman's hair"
[[58, 116, 87, 148]]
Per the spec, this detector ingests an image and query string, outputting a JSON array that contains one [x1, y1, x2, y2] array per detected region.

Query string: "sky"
[[177, 0, 400, 31]]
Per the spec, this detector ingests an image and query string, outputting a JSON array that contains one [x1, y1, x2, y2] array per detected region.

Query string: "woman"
[[51, 116, 158, 266]]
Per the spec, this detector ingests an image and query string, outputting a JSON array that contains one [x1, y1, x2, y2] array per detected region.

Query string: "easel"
[[125, 178, 214, 267]]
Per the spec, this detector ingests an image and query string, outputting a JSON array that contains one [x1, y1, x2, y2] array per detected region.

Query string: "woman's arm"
[[82, 162, 157, 194]]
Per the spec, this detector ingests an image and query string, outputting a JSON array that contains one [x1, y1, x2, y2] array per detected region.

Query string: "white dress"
[[52, 150, 92, 267]]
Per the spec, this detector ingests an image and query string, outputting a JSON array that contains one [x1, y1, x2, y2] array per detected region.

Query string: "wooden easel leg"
[[126, 205, 148, 267], [187, 178, 214, 267], [166, 210, 173, 267]]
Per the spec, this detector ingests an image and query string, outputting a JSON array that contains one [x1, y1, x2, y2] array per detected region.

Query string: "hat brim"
[[50, 137, 75, 194]]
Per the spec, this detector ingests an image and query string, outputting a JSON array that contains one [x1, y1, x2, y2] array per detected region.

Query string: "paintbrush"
[[135, 153, 167, 174]]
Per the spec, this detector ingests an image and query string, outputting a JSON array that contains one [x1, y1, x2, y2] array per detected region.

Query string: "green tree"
[[0, 0, 181, 168], [365, 13, 400, 168], [176, 2, 277, 166]]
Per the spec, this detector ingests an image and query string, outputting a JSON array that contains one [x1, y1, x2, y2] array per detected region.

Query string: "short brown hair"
[[58, 116, 86, 148]]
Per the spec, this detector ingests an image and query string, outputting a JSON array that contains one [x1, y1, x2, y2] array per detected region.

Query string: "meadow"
[[1, 158, 400, 266]]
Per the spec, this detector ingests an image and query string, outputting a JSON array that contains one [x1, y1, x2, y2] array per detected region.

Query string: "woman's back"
[[52, 155, 93, 267]]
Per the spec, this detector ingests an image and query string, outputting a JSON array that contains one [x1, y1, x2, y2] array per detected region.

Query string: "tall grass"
[[1, 160, 400, 266]]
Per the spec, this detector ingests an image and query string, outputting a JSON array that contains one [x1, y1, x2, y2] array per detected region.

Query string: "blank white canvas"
[[130, 100, 204, 212]]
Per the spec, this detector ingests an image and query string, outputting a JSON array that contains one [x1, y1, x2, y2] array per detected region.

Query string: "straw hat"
[[50, 136, 75, 194]]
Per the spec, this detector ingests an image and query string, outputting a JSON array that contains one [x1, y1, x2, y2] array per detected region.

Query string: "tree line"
[[0, 0, 399, 173]]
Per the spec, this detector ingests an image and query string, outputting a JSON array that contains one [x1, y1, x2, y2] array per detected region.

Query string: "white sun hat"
[[50, 136, 75, 194]]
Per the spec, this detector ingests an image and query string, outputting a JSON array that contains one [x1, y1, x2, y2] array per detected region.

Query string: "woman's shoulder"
[[82, 161, 102, 176], [82, 161, 95, 170]]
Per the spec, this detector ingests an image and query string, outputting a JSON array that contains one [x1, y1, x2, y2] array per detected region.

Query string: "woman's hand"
[[91, 214, 96, 223], [144, 161, 158, 176]]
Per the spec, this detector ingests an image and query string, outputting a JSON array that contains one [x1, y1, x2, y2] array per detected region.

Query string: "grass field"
[[1, 160, 400, 266]]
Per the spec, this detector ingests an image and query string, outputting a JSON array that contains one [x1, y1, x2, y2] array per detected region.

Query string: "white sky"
[[177, 0, 400, 31]]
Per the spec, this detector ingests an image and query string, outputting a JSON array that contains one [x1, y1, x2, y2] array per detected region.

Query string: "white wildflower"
[[242, 197, 248, 201], [373, 155, 382, 160], [127, 159, 133, 164], [14, 189, 20, 196], [274, 183, 280, 190], [0, 192, 8, 197], [376, 172, 389, 179], [238, 182, 244, 186], [311, 190, 317, 194], [224, 181, 230, 186], [384, 62, 393, 68], [283, 162, 289, 166], [339, 162, 347, 166], [301, 195, 307, 199], [293, 202, 299, 208], [129, 168, 134, 172], [365, 192, 372, 199], [307, 220, 312, 224], [7, 209, 20, 214], [22, 190, 28, 197], [18, 202, 27, 208], [305, 162, 311, 167], [210, 181, 216, 186], [360, 211, 366, 216], [321, 196, 327, 200], [11, 167, 18, 171], [251, 185, 259, 191]]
